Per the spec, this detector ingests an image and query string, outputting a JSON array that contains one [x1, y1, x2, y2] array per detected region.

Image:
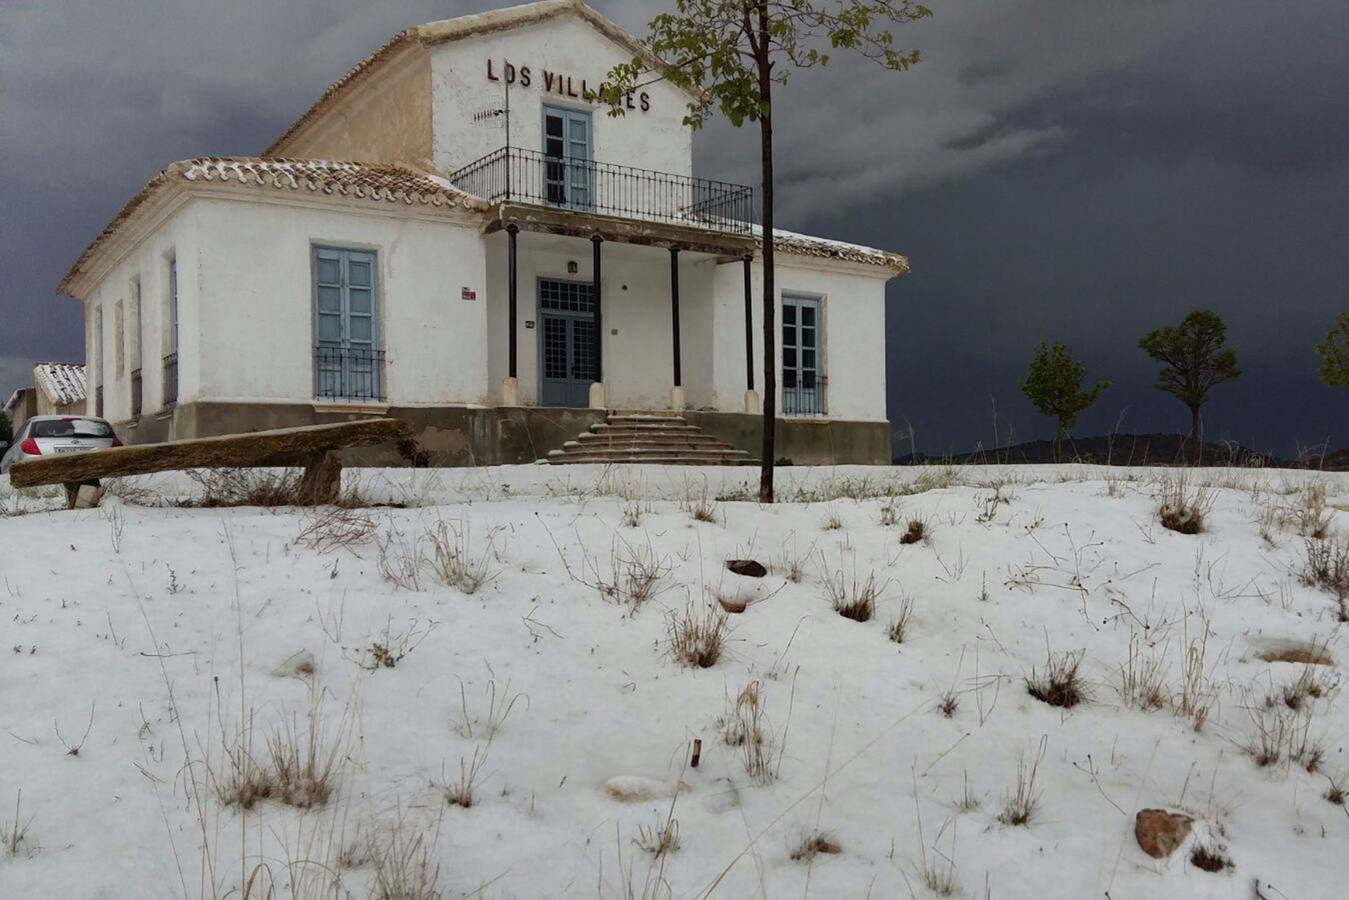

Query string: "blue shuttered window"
[[313, 247, 382, 401]]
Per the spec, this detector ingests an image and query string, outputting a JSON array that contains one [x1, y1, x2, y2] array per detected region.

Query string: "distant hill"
[[894, 433, 1348, 470]]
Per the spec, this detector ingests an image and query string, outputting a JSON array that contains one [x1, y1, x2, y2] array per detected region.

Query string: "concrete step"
[[548, 454, 757, 466], [577, 432, 726, 446], [592, 422, 702, 434], [607, 413, 687, 425]]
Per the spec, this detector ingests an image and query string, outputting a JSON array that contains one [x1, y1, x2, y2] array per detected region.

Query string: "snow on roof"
[[265, 0, 684, 158], [34, 363, 87, 407], [60, 158, 482, 297], [763, 226, 910, 275]]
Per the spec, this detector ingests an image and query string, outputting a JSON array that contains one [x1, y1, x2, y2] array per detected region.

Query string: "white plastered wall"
[[83, 203, 199, 424], [429, 16, 693, 175], [71, 192, 486, 412], [485, 233, 717, 410], [711, 256, 891, 422]]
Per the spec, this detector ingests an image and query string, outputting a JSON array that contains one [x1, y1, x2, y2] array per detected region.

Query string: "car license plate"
[[55, 446, 84, 454]]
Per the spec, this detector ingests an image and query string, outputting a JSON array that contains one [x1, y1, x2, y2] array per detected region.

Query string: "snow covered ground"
[[1, 463, 1347, 899]]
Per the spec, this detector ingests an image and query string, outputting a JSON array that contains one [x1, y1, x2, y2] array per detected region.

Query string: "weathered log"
[[8, 418, 411, 491], [294, 451, 343, 506]]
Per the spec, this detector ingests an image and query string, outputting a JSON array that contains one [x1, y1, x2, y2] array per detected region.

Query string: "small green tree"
[[1020, 342, 1108, 455], [599, 1, 931, 502], [1138, 309, 1241, 444], [1315, 307, 1349, 387]]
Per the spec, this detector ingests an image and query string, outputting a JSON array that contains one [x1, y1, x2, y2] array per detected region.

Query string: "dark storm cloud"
[[2, 0, 1345, 453]]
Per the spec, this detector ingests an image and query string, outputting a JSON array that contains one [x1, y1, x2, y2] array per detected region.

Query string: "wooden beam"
[[8, 418, 411, 490]]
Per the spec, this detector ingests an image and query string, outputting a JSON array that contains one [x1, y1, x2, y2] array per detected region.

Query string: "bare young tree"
[[599, 1, 932, 501]]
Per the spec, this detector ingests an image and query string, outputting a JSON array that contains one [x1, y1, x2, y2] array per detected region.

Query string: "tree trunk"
[[756, 3, 776, 504], [1189, 404, 1202, 461]]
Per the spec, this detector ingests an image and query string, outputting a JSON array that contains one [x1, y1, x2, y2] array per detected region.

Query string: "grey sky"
[[3, 0, 1345, 454]]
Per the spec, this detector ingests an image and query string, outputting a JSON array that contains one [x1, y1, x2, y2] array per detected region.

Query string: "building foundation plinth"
[[743, 389, 760, 415], [670, 386, 686, 411], [500, 376, 519, 407], [588, 382, 607, 410]]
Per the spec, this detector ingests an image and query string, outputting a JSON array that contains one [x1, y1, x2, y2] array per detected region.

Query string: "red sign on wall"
[[462, 287, 477, 302]]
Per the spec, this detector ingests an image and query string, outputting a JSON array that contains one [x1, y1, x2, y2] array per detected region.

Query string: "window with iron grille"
[[313, 247, 383, 401]]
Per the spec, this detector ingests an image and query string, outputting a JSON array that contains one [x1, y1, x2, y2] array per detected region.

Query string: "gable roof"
[[60, 157, 482, 297], [264, 0, 689, 157], [34, 363, 87, 407]]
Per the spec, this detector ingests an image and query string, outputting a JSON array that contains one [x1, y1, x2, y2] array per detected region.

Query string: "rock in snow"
[[1135, 809, 1194, 858]]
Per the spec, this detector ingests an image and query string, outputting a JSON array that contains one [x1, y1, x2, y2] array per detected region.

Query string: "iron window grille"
[[451, 146, 753, 234], [162, 352, 178, 407], [314, 346, 385, 402], [131, 368, 143, 417]]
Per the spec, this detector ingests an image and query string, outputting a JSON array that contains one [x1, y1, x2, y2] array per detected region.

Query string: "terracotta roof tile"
[[34, 363, 87, 407], [60, 157, 480, 295]]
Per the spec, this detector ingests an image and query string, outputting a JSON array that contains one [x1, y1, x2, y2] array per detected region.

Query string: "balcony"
[[314, 346, 385, 403], [450, 147, 754, 239]]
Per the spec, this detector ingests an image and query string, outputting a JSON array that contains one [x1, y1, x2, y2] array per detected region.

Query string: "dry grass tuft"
[[1118, 634, 1168, 711], [1157, 472, 1213, 534], [425, 518, 499, 595], [294, 505, 377, 553], [887, 596, 915, 643], [1189, 843, 1233, 873], [2, 790, 34, 858], [1300, 538, 1349, 619], [1026, 650, 1088, 709], [368, 820, 443, 900], [899, 518, 927, 545], [633, 812, 681, 858], [789, 829, 841, 862], [819, 559, 886, 623], [717, 681, 779, 783], [997, 739, 1046, 827], [185, 468, 302, 508], [666, 601, 729, 668], [441, 746, 489, 809]]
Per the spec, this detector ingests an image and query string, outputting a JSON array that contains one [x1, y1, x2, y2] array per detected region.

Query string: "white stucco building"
[[60, 0, 908, 465]]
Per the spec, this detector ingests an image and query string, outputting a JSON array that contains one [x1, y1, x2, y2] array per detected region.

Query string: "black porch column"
[[742, 254, 755, 391], [669, 246, 682, 387], [506, 223, 519, 379], [591, 234, 604, 384]]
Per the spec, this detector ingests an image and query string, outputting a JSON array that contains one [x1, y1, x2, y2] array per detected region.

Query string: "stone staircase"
[[545, 413, 755, 465]]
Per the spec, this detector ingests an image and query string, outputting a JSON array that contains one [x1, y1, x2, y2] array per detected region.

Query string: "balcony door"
[[313, 247, 381, 401], [543, 106, 592, 209], [782, 294, 822, 416], [538, 278, 596, 408]]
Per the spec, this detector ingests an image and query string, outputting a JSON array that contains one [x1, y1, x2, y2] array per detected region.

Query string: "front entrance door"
[[782, 294, 822, 416], [538, 278, 597, 407], [543, 106, 593, 209]]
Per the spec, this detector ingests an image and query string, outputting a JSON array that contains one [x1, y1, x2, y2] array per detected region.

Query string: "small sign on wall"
[[525, 320, 535, 329], [462, 287, 477, 302]]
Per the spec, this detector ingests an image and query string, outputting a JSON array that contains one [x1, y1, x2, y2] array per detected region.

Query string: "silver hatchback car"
[[0, 415, 122, 474]]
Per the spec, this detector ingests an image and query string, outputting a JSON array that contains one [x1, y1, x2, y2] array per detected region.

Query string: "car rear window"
[[31, 418, 114, 438]]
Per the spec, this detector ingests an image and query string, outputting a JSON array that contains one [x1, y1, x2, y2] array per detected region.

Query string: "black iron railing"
[[314, 346, 385, 402], [783, 384, 824, 417], [162, 353, 178, 407], [131, 368, 142, 417], [451, 146, 754, 234]]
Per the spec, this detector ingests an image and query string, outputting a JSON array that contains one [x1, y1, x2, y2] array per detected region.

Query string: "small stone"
[[726, 559, 767, 578], [717, 593, 748, 614], [1134, 809, 1193, 858]]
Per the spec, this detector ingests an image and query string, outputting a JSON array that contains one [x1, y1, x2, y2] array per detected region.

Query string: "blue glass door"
[[782, 295, 822, 415], [543, 106, 592, 209]]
